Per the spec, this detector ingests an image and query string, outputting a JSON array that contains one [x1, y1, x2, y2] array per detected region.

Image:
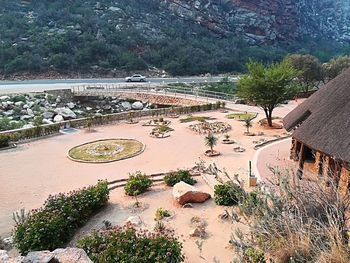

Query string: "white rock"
[[0, 250, 9, 261], [22, 124, 34, 129], [20, 115, 32, 121], [53, 248, 93, 263], [53, 115, 64, 122], [86, 107, 93, 111], [23, 104, 29, 109], [42, 118, 54, 125], [14, 101, 24, 107], [0, 96, 10, 101], [121, 102, 131, 111], [42, 111, 55, 119], [66, 102, 75, 109], [25, 251, 54, 263], [54, 108, 77, 119], [131, 101, 143, 110], [27, 108, 34, 116], [27, 101, 35, 108], [3, 110, 13, 117], [126, 216, 143, 226], [6, 101, 14, 106]]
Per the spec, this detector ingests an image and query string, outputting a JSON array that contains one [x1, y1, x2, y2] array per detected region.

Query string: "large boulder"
[[172, 182, 211, 205], [0, 250, 9, 261], [131, 101, 143, 110], [53, 114, 64, 122], [25, 251, 54, 263], [42, 111, 55, 119], [120, 101, 131, 111], [53, 248, 93, 263], [1, 248, 92, 263], [66, 102, 75, 109], [22, 124, 34, 129], [0, 96, 10, 101], [54, 107, 77, 119], [42, 118, 54, 125], [27, 108, 34, 116], [2, 110, 13, 117]]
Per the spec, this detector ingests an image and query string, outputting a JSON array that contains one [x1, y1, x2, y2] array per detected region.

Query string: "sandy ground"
[[69, 179, 247, 263], [0, 100, 301, 261]]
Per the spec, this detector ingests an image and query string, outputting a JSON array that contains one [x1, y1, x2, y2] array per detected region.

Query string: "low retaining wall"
[[0, 103, 220, 142]]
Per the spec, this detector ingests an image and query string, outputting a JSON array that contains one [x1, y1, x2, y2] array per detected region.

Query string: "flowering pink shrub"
[[13, 181, 109, 254]]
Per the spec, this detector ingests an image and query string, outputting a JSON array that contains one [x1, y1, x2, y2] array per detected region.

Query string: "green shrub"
[[240, 191, 264, 216], [124, 172, 152, 196], [0, 135, 10, 148], [13, 181, 109, 254], [155, 208, 171, 221], [214, 182, 244, 206], [245, 247, 266, 263], [164, 170, 197, 187], [77, 224, 184, 263]]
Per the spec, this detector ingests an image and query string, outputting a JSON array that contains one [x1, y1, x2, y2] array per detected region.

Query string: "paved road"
[[0, 76, 237, 94]]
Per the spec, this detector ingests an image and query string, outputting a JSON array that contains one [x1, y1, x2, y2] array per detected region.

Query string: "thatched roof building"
[[284, 68, 350, 163]]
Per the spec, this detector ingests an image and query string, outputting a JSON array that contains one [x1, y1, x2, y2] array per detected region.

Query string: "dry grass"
[[225, 112, 257, 121]]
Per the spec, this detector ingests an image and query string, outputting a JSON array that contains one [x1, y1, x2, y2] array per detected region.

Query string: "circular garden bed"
[[68, 139, 145, 163]]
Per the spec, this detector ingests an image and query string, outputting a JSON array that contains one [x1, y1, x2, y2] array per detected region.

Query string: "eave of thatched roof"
[[283, 67, 350, 163]]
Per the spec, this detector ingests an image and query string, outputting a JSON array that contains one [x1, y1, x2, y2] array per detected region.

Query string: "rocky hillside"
[[160, 0, 350, 44], [0, 0, 349, 77]]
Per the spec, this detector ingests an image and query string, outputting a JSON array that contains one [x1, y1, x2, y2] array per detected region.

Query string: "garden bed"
[[189, 121, 231, 134], [225, 112, 257, 121], [68, 139, 145, 163]]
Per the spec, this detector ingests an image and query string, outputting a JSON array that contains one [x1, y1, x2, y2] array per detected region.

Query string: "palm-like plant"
[[244, 118, 253, 134], [205, 133, 218, 154]]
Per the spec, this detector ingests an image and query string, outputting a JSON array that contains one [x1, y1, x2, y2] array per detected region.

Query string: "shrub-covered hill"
[[0, 0, 349, 78]]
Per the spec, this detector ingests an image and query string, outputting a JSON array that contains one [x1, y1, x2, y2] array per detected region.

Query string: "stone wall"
[[0, 248, 92, 263]]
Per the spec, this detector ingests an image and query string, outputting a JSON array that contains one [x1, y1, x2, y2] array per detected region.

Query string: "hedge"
[[13, 181, 109, 254]]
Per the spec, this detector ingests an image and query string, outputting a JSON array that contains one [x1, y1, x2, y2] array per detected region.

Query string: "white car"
[[125, 74, 147, 82]]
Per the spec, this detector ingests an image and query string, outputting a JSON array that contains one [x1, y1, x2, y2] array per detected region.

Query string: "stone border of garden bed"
[[67, 138, 146, 164], [0, 143, 17, 151]]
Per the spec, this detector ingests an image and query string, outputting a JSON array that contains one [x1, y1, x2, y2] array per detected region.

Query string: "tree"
[[323, 55, 350, 81], [237, 60, 299, 127], [287, 54, 323, 91], [204, 133, 218, 154]]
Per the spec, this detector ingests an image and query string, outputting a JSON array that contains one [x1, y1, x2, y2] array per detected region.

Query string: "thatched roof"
[[283, 68, 350, 163]]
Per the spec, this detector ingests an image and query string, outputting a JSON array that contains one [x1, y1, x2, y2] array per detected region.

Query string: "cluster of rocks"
[[0, 248, 92, 263], [0, 93, 150, 131], [189, 121, 231, 134]]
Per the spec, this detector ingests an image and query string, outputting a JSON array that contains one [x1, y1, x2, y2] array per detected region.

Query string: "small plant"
[[155, 208, 171, 221], [214, 182, 245, 206], [240, 191, 264, 216], [128, 111, 135, 122], [205, 133, 218, 154], [245, 247, 266, 263], [224, 133, 230, 140], [124, 172, 152, 196], [154, 220, 166, 232], [0, 135, 10, 148], [244, 118, 253, 134], [102, 220, 112, 230], [164, 170, 197, 187], [12, 208, 28, 225]]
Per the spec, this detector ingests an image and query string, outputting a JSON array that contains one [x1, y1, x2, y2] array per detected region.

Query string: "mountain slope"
[[0, 0, 349, 77]]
